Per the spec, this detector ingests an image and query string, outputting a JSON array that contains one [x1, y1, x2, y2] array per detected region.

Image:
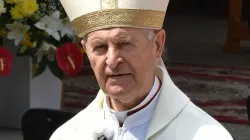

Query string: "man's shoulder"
[[191, 124, 233, 140], [176, 102, 233, 139], [49, 91, 106, 140], [181, 102, 226, 125], [49, 107, 91, 140]]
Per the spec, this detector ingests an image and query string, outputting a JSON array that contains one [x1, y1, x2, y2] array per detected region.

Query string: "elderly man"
[[50, 0, 233, 140]]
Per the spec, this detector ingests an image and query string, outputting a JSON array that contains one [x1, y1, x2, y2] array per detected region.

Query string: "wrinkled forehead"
[[86, 27, 148, 41]]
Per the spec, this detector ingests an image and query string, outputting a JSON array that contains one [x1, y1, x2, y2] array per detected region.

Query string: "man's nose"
[[106, 48, 122, 69]]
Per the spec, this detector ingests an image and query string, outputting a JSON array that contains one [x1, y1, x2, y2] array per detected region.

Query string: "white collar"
[[103, 76, 160, 124]]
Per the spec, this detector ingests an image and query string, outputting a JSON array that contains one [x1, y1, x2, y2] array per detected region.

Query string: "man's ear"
[[81, 40, 87, 52], [154, 29, 166, 59]]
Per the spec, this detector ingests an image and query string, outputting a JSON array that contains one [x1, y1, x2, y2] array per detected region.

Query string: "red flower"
[[56, 43, 83, 76], [0, 46, 13, 76]]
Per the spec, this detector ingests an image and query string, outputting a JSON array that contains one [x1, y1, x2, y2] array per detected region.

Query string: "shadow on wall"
[[166, 0, 249, 20]]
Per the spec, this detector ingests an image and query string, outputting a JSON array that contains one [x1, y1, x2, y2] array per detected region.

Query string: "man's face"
[[82, 28, 165, 102]]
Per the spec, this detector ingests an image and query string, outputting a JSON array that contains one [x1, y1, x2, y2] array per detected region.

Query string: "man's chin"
[[105, 85, 130, 97]]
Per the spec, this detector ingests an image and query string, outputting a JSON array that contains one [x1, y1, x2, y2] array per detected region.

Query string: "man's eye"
[[93, 45, 107, 53], [120, 42, 132, 46], [95, 45, 106, 49], [121, 42, 130, 45], [119, 42, 134, 51]]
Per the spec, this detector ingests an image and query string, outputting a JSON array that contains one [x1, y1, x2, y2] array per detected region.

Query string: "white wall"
[[0, 43, 30, 128], [30, 67, 62, 110], [0, 42, 62, 129]]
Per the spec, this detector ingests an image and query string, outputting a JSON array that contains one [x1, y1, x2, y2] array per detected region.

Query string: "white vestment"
[[103, 76, 161, 140], [50, 60, 233, 140]]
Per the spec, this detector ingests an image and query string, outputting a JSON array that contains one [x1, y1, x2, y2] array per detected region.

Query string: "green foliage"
[[0, 0, 75, 79]]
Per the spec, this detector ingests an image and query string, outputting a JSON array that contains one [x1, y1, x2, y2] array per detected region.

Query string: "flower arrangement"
[[0, 0, 84, 79]]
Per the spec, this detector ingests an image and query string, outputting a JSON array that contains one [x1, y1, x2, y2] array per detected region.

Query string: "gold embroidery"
[[101, 0, 118, 9], [72, 9, 165, 38]]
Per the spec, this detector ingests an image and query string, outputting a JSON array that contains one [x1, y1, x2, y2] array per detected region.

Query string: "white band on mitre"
[[59, 0, 170, 38]]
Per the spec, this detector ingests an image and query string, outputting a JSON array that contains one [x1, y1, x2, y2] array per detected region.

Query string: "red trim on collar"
[[127, 77, 162, 116]]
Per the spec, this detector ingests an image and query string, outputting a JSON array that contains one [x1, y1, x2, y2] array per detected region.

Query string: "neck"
[[109, 95, 147, 112], [109, 76, 155, 112]]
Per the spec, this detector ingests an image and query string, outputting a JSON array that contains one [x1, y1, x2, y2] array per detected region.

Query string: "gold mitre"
[[59, 0, 170, 38]]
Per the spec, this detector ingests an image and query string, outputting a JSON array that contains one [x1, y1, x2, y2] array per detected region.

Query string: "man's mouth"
[[107, 73, 130, 78]]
